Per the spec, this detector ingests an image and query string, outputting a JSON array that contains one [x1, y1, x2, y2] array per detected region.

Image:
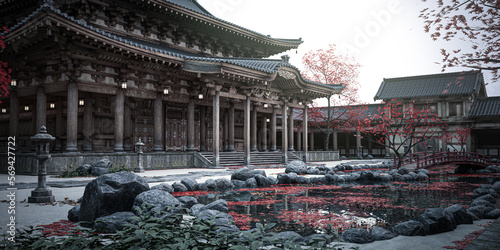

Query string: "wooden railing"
[[395, 151, 491, 169]]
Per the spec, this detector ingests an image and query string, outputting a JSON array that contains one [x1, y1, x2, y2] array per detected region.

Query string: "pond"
[[172, 165, 500, 235]]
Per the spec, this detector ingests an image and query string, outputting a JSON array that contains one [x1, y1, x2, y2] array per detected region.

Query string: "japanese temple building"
[[0, 0, 343, 173]]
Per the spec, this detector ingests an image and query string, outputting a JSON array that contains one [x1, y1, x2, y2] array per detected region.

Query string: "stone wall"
[[0, 152, 196, 175]]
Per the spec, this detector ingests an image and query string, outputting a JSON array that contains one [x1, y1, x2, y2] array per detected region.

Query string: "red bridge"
[[395, 151, 491, 170]]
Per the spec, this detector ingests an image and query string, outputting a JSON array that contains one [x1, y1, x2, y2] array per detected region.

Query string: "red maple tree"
[[356, 101, 445, 168], [0, 26, 11, 103], [420, 0, 500, 82], [441, 127, 472, 151], [301, 44, 362, 150]]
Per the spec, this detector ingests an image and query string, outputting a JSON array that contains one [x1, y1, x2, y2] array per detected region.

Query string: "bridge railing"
[[395, 151, 491, 169]]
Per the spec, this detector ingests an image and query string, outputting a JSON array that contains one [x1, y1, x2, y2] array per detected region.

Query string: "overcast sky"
[[198, 0, 499, 104]]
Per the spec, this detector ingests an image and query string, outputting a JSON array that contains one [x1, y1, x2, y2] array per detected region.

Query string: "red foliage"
[[228, 212, 255, 230], [171, 191, 214, 197], [0, 26, 11, 103], [442, 221, 494, 249], [300, 44, 362, 150], [37, 220, 81, 237], [441, 127, 471, 151], [420, 0, 500, 82]]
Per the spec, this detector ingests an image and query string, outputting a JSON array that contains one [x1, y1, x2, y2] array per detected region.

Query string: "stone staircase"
[[198, 151, 301, 167]]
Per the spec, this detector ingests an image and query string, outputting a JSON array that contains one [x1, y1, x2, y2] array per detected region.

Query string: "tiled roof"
[[165, 0, 214, 16], [469, 97, 500, 117], [293, 104, 383, 121], [1, 2, 339, 91], [374, 71, 484, 100]]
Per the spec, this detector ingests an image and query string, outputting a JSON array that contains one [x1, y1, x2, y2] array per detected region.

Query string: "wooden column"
[[82, 94, 93, 151], [54, 97, 63, 151], [154, 93, 164, 151], [270, 105, 277, 151], [200, 106, 206, 151], [223, 109, 228, 151], [251, 105, 258, 152], [261, 115, 268, 152], [212, 91, 220, 167], [288, 108, 294, 151], [36, 87, 46, 132], [227, 103, 235, 152], [282, 103, 288, 163], [114, 88, 124, 152], [296, 131, 302, 151], [333, 131, 338, 151], [345, 133, 350, 156], [244, 96, 251, 165], [187, 99, 196, 151], [164, 103, 169, 151], [310, 132, 315, 151], [66, 82, 78, 152], [356, 130, 362, 157], [124, 100, 132, 151], [303, 106, 308, 162], [9, 90, 19, 145]]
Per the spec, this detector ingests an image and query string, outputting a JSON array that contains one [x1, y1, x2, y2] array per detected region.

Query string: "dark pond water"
[[173, 165, 500, 235]]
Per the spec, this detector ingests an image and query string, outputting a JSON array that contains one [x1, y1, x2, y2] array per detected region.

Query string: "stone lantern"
[[134, 138, 145, 173], [28, 126, 55, 203]]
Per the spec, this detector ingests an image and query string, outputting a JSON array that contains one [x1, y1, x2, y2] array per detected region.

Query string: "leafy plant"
[[108, 165, 130, 174]]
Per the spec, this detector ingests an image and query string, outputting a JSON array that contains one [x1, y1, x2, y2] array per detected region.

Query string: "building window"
[[449, 102, 462, 116]]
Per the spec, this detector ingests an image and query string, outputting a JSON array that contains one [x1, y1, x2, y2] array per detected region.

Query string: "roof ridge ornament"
[[278, 69, 296, 80]]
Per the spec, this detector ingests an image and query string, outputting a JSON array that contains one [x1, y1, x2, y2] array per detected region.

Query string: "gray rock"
[[90, 167, 110, 176], [468, 205, 494, 219], [215, 225, 240, 235], [325, 174, 335, 183], [307, 168, 320, 175], [397, 167, 409, 175], [468, 211, 480, 221], [93, 212, 137, 233], [196, 209, 233, 226], [417, 172, 429, 180], [392, 220, 426, 236], [254, 174, 271, 187], [475, 194, 497, 204], [190, 204, 204, 216], [216, 178, 234, 190], [132, 189, 181, 217], [67, 205, 80, 222], [177, 196, 198, 209], [197, 183, 208, 191], [303, 234, 333, 245], [485, 209, 500, 219], [418, 169, 431, 175], [151, 183, 174, 193], [470, 199, 495, 208], [288, 173, 298, 183], [251, 170, 267, 177], [91, 158, 112, 169], [341, 228, 374, 244], [444, 204, 473, 225], [297, 176, 311, 184], [201, 199, 228, 213], [415, 208, 455, 235], [472, 188, 491, 199], [75, 164, 91, 175], [232, 179, 246, 188], [277, 173, 292, 184], [285, 160, 307, 175], [370, 226, 396, 241], [380, 174, 393, 182], [360, 171, 374, 181], [79, 171, 149, 223], [268, 176, 278, 185], [205, 179, 217, 191], [245, 177, 257, 188], [172, 182, 188, 192], [492, 181, 500, 193], [231, 167, 253, 181], [181, 178, 198, 191]]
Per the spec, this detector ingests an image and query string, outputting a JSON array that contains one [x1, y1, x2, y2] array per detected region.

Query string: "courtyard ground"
[[0, 159, 498, 249]]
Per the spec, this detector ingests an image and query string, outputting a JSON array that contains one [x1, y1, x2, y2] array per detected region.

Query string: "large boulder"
[[492, 181, 500, 193], [397, 167, 409, 175], [79, 171, 149, 223], [392, 220, 426, 236], [468, 205, 494, 219], [444, 204, 473, 225], [181, 178, 198, 191], [201, 199, 228, 213], [91, 158, 112, 169], [341, 228, 374, 244], [177, 196, 199, 210], [90, 167, 110, 177], [285, 160, 307, 175], [277, 173, 292, 184], [415, 208, 455, 235], [195, 209, 234, 227], [485, 209, 500, 219], [360, 171, 375, 181], [93, 212, 137, 233], [67, 205, 80, 222], [231, 167, 253, 181], [245, 177, 257, 188], [232, 179, 246, 188], [254, 174, 271, 187], [151, 183, 174, 193], [205, 179, 217, 191], [172, 182, 188, 192], [216, 178, 234, 190], [75, 164, 91, 175], [370, 226, 396, 241], [268, 231, 304, 243], [132, 189, 181, 217], [474, 194, 497, 204]]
